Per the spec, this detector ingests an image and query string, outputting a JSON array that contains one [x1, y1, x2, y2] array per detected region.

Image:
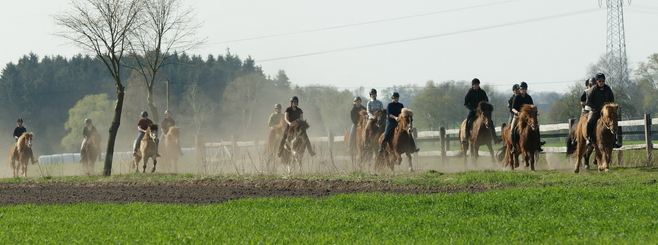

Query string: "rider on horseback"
[[510, 82, 544, 153], [581, 77, 596, 116], [160, 110, 183, 156], [378, 92, 419, 153], [507, 84, 520, 126], [268, 103, 284, 130], [133, 111, 160, 157], [278, 96, 316, 157], [348, 96, 366, 152], [463, 78, 500, 144], [364, 89, 384, 148], [79, 118, 98, 163], [12, 118, 27, 159], [586, 73, 622, 148]]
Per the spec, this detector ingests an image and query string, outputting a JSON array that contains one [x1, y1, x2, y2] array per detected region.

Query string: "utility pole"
[[601, 0, 631, 90], [166, 79, 170, 110]]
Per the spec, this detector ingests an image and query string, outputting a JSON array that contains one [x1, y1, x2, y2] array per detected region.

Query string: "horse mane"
[[143, 124, 158, 141], [374, 109, 387, 118], [17, 132, 34, 151], [400, 108, 413, 118], [516, 104, 537, 130], [601, 103, 619, 119], [476, 101, 494, 116], [289, 119, 310, 132], [398, 108, 414, 129], [359, 110, 368, 118]]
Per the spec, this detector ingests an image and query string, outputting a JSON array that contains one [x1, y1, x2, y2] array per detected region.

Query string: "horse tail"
[[566, 128, 576, 155]]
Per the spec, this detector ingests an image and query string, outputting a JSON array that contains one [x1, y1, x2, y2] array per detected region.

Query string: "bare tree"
[[54, 0, 144, 176], [127, 0, 205, 122]]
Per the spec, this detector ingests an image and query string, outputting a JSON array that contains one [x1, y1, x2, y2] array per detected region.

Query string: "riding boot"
[[278, 130, 288, 157], [462, 120, 470, 144], [133, 140, 140, 157], [304, 133, 316, 157], [378, 141, 387, 153], [510, 125, 518, 154], [410, 136, 420, 153], [585, 122, 594, 146]]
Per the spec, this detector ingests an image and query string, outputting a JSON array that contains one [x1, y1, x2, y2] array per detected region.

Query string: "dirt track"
[[0, 179, 495, 205]]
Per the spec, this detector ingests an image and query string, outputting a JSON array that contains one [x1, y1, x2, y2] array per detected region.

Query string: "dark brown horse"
[[162, 126, 180, 172], [502, 104, 540, 171], [375, 108, 414, 173], [459, 101, 495, 167], [133, 124, 158, 173], [363, 109, 387, 162], [9, 132, 37, 177], [280, 119, 311, 174], [81, 132, 102, 174], [570, 103, 618, 173]]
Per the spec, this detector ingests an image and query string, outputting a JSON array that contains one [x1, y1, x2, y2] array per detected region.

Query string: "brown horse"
[[81, 132, 102, 174], [9, 132, 37, 177], [266, 118, 286, 154], [133, 124, 158, 173], [375, 108, 414, 173], [566, 122, 596, 170], [363, 109, 387, 162], [502, 104, 540, 171], [280, 119, 311, 174], [459, 101, 496, 167], [345, 109, 369, 163], [570, 103, 619, 173], [162, 126, 180, 172]]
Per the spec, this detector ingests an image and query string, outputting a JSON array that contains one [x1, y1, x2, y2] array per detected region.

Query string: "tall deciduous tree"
[[54, 0, 144, 176], [127, 0, 205, 122]]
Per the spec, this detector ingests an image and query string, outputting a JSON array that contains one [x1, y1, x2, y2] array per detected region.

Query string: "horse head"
[[289, 119, 310, 134], [375, 109, 387, 129], [399, 108, 414, 134], [17, 132, 34, 149], [476, 101, 494, 129], [601, 103, 619, 135], [518, 104, 539, 131], [146, 124, 159, 141], [168, 126, 180, 139]]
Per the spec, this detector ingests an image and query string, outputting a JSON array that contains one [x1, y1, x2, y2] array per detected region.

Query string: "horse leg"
[[574, 144, 585, 173], [152, 156, 157, 173]]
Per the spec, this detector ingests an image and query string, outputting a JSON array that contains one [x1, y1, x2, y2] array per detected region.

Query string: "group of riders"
[[264, 73, 622, 159]]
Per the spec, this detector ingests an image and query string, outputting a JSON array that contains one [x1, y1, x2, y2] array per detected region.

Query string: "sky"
[[2, 0, 658, 94]]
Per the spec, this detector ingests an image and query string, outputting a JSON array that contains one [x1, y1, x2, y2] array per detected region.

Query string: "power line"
[[257, 8, 603, 62], [205, 0, 524, 45]]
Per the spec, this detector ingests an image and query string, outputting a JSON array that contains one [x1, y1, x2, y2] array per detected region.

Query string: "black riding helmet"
[[354, 96, 361, 102], [369, 88, 377, 95], [275, 103, 282, 109], [589, 77, 596, 85], [391, 92, 400, 99], [472, 78, 481, 85], [85, 118, 92, 124], [512, 84, 520, 90], [290, 96, 299, 103], [141, 111, 148, 117], [595, 73, 605, 81], [17, 118, 23, 123], [520, 82, 528, 89]]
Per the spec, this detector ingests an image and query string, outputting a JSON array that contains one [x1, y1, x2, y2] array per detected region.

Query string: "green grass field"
[[1, 168, 658, 244]]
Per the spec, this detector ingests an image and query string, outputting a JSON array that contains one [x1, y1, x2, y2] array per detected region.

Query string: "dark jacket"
[[507, 94, 516, 113], [160, 117, 176, 135], [82, 126, 98, 139], [350, 105, 366, 125], [586, 84, 614, 112], [13, 126, 27, 139], [386, 102, 404, 123], [464, 88, 489, 111], [511, 94, 534, 112]]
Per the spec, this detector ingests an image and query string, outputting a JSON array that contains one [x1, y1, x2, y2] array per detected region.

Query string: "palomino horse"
[[133, 124, 158, 173], [81, 132, 102, 174], [459, 101, 496, 168], [502, 104, 540, 171], [345, 110, 368, 163], [9, 132, 37, 177], [162, 126, 180, 172], [570, 103, 619, 173], [363, 109, 387, 162], [280, 119, 311, 174], [375, 108, 414, 173], [266, 118, 286, 154]]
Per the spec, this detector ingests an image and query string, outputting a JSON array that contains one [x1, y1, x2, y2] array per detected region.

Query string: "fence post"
[[645, 114, 652, 166], [195, 134, 206, 173], [231, 135, 238, 160], [439, 127, 446, 165], [328, 131, 334, 152]]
